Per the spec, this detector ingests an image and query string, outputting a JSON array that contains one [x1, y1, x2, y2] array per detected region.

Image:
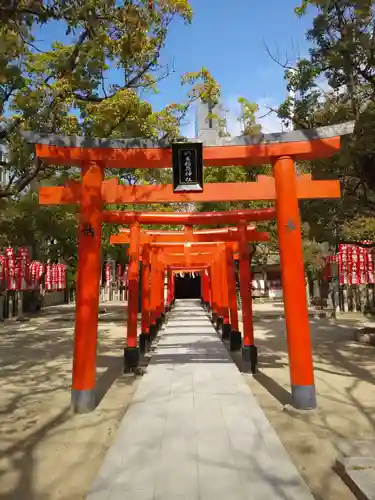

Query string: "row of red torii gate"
[[23, 121, 354, 413]]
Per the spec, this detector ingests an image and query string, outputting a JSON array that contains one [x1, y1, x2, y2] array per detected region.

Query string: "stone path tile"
[[86, 299, 314, 500]]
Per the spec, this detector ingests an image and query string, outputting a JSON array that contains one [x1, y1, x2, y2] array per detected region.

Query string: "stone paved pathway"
[[86, 299, 314, 500]]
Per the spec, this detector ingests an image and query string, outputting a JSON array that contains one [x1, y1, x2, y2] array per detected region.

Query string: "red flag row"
[[326, 243, 374, 285], [0, 248, 67, 291], [103, 263, 128, 287]]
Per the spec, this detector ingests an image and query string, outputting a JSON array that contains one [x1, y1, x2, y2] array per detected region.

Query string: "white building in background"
[[0, 143, 10, 188], [195, 100, 227, 145]]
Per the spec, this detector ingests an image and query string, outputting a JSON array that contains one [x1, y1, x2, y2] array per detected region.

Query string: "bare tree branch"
[[262, 40, 296, 71], [10, 19, 44, 53], [0, 157, 43, 199], [73, 44, 169, 103]]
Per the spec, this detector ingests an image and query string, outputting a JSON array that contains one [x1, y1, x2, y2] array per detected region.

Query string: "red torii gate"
[[23, 121, 353, 412], [109, 210, 273, 369], [111, 226, 268, 358]]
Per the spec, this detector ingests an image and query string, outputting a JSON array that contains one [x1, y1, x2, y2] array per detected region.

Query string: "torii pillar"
[[149, 247, 159, 339], [274, 156, 316, 409], [71, 162, 103, 414], [236, 221, 256, 372], [226, 243, 240, 346], [218, 243, 231, 340], [166, 268, 174, 312], [140, 243, 151, 353], [124, 222, 141, 372], [201, 269, 211, 310]]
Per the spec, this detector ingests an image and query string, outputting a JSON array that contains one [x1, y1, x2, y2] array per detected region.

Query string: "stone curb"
[[335, 456, 375, 500]]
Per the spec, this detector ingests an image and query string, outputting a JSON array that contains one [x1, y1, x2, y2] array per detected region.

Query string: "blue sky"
[[34, 1, 315, 136], [150, 0, 315, 136]]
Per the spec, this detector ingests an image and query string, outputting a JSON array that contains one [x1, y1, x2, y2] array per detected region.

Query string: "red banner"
[[51, 264, 58, 291], [29, 261, 39, 287], [105, 264, 111, 287], [29, 261, 44, 288], [56, 264, 66, 290], [367, 250, 374, 284], [5, 248, 16, 290], [339, 244, 348, 285], [334, 243, 374, 285], [45, 264, 52, 290], [358, 246, 367, 285], [116, 263, 122, 281], [123, 265, 129, 285], [0, 255, 5, 285], [348, 246, 357, 285], [16, 247, 30, 290]]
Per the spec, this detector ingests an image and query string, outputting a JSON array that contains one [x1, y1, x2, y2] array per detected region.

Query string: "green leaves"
[[275, 1, 375, 245], [237, 98, 261, 136], [294, 2, 309, 16], [342, 215, 375, 241], [0, 193, 78, 263], [181, 68, 221, 106], [0, 0, 198, 198]]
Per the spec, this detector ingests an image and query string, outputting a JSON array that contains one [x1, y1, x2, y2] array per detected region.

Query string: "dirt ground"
[[1, 301, 375, 500], [242, 303, 375, 500], [0, 303, 139, 500]]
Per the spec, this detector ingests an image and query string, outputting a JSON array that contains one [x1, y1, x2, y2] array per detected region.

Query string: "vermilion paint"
[[72, 162, 103, 392], [141, 244, 151, 334], [273, 156, 315, 388], [238, 222, 254, 348], [126, 222, 141, 349], [226, 243, 239, 331]]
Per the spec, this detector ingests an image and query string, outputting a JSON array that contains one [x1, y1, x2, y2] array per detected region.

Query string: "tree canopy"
[[3, 0, 374, 279], [0, 0, 223, 197], [276, 0, 375, 245], [0, 0, 225, 271]]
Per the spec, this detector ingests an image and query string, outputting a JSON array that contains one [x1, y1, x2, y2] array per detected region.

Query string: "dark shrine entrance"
[[175, 273, 201, 299]]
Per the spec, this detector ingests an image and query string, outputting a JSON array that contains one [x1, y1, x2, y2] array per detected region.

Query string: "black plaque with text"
[[172, 142, 203, 193]]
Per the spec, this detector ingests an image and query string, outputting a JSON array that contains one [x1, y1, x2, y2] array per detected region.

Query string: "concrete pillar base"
[[71, 388, 96, 414], [222, 323, 231, 341], [291, 385, 317, 410], [124, 347, 140, 373], [230, 330, 242, 351], [149, 324, 157, 340], [215, 316, 223, 332], [242, 345, 258, 374], [139, 333, 150, 354]]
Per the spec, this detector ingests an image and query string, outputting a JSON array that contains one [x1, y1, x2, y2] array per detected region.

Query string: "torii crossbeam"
[[23, 121, 354, 413]]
